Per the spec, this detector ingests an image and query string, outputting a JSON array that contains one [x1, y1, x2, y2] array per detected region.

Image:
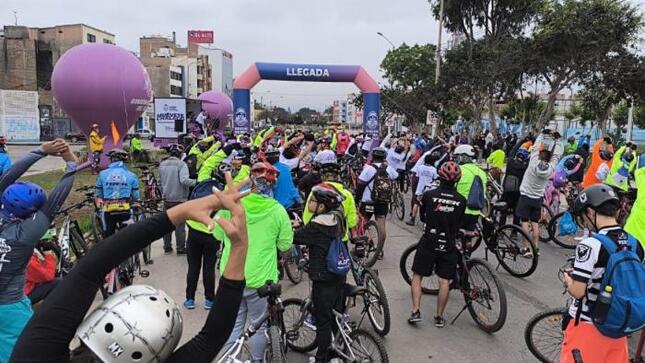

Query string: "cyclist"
[[11, 180, 250, 363], [486, 142, 506, 184], [625, 154, 645, 249], [0, 136, 12, 175], [604, 141, 638, 195], [266, 147, 302, 210], [408, 161, 466, 326], [24, 232, 60, 305], [382, 133, 411, 193], [292, 183, 347, 363], [129, 133, 147, 163], [406, 151, 440, 226], [159, 144, 196, 254], [356, 147, 394, 251], [453, 145, 487, 236], [198, 141, 242, 182], [94, 149, 141, 238], [561, 184, 644, 363], [187, 135, 221, 172], [501, 148, 529, 225], [88, 123, 106, 175], [516, 131, 563, 256], [217, 162, 293, 362], [303, 150, 357, 241], [0, 139, 76, 362], [582, 137, 614, 188], [564, 135, 579, 155]]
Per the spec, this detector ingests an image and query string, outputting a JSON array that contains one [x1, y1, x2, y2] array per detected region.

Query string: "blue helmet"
[[516, 148, 529, 160], [2, 182, 46, 218]]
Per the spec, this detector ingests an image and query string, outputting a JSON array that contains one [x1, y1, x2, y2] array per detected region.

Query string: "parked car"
[[124, 128, 154, 141], [64, 131, 87, 143]]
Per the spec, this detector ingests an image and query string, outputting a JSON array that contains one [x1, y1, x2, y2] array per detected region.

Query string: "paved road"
[[138, 215, 571, 363]]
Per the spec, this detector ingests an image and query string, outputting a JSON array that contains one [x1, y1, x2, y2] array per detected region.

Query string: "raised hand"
[[41, 139, 68, 155]]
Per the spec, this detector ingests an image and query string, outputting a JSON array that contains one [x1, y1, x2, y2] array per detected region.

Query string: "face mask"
[[252, 176, 274, 198]]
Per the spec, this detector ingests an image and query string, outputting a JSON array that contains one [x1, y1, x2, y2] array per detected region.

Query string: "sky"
[[1, 0, 440, 111]]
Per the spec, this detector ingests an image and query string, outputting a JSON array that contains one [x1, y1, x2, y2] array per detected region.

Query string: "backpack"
[[588, 233, 645, 338], [183, 154, 198, 179], [465, 169, 485, 210], [369, 165, 392, 204], [558, 211, 577, 236], [189, 179, 225, 200], [326, 236, 351, 275]]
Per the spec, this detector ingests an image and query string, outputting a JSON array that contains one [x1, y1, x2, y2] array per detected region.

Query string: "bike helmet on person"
[[91, 124, 99, 129], [567, 136, 576, 143], [622, 150, 634, 164], [563, 157, 578, 171], [516, 148, 529, 160], [438, 161, 462, 183], [167, 144, 184, 158], [572, 184, 619, 218], [264, 147, 280, 164], [1, 182, 47, 219], [552, 169, 569, 189], [313, 150, 337, 165], [371, 147, 387, 160], [107, 148, 129, 162], [425, 151, 441, 165], [599, 150, 613, 161], [310, 182, 345, 211], [453, 145, 476, 165], [76, 285, 182, 363]]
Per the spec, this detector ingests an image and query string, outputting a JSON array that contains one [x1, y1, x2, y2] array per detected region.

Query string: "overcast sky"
[[3, 0, 644, 111]]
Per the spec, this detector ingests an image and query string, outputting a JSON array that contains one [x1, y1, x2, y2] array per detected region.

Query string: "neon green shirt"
[[198, 150, 227, 182], [130, 138, 143, 152], [189, 136, 220, 170], [456, 163, 488, 216], [303, 181, 357, 241], [214, 193, 293, 288], [486, 150, 506, 169], [625, 167, 645, 250], [604, 146, 637, 192]]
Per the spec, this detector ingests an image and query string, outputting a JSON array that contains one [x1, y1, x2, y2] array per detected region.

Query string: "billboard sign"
[[188, 30, 214, 44], [154, 97, 186, 139]]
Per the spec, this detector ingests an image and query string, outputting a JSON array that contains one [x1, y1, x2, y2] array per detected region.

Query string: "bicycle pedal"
[[139, 270, 150, 278]]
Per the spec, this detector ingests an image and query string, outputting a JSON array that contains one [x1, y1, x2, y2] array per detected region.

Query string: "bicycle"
[[353, 208, 382, 268], [137, 163, 162, 209], [389, 179, 405, 221], [282, 283, 389, 362], [217, 281, 287, 363], [281, 206, 308, 285], [547, 183, 587, 249], [399, 232, 508, 333]]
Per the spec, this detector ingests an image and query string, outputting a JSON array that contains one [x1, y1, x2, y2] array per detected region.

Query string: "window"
[[103, 39, 112, 44], [170, 85, 183, 96], [197, 80, 203, 88], [170, 72, 182, 81], [86, 33, 96, 43]]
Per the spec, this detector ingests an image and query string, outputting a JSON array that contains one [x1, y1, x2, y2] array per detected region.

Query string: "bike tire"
[[363, 268, 391, 336], [524, 308, 564, 363], [284, 247, 304, 285], [493, 224, 538, 278], [91, 212, 104, 243], [395, 191, 405, 221], [399, 243, 439, 295], [363, 220, 383, 268], [345, 328, 389, 363], [282, 298, 317, 352], [539, 204, 554, 243], [548, 211, 583, 249], [464, 258, 507, 333], [266, 325, 286, 363]]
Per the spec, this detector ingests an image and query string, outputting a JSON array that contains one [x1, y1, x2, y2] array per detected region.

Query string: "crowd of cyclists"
[[0, 116, 643, 363]]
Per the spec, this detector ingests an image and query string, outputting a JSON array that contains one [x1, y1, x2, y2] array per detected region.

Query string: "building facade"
[[196, 46, 233, 97]]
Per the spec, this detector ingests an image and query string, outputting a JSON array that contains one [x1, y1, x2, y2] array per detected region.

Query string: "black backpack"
[[369, 165, 392, 203], [183, 154, 198, 179]]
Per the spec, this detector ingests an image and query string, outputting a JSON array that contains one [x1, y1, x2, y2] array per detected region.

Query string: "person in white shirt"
[[381, 134, 411, 192], [406, 152, 440, 226]]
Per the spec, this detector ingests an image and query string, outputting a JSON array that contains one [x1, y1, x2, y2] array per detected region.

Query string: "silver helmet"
[[76, 285, 183, 363]]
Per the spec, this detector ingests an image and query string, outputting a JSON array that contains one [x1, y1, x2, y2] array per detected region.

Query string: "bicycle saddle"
[[343, 283, 367, 297]]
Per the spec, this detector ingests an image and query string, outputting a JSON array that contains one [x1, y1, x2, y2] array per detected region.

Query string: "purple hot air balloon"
[[52, 43, 152, 152], [198, 91, 232, 132]]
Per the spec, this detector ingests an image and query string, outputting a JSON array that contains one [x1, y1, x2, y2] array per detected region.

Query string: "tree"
[[499, 93, 549, 127], [527, 0, 642, 131]]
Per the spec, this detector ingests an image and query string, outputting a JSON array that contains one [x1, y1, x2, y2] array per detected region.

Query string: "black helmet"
[[563, 158, 577, 170], [573, 184, 619, 217], [622, 150, 634, 163], [311, 182, 345, 211], [107, 148, 128, 162], [599, 150, 613, 161], [371, 147, 386, 159], [168, 143, 184, 157]]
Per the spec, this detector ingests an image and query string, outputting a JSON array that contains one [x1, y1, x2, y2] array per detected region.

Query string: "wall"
[[0, 90, 40, 141], [0, 26, 38, 91]]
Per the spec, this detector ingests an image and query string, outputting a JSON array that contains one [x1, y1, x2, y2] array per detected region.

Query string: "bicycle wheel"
[[493, 224, 538, 278], [284, 247, 304, 285], [548, 211, 584, 249], [69, 227, 89, 260], [363, 220, 383, 268], [394, 191, 405, 221], [464, 258, 507, 333], [524, 308, 564, 363], [265, 325, 285, 363], [135, 212, 153, 265], [343, 328, 389, 363], [539, 204, 553, 243], [363, 268, 391, 336], [399, 244, 439, 295], [282, 298, 316, 352], [91, 212, 104, 243]]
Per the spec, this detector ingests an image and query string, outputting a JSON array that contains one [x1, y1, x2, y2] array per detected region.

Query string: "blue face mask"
[[252, 176, 274, 198]]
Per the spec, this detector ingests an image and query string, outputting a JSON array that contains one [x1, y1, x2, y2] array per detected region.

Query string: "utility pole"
[[434, 0, 444, 84], [627, 96, 634, 142], [13, 11, 18, 26]]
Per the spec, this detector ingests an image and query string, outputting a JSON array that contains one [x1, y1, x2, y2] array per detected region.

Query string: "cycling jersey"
[[486, 149, 506, 169], [0, 153, 11, 175], [95, 161, 140, 201], [303, 181, 357, 241], [604, 146, 637, 192], [455, 163, 487, 216], [625, 167, 645, 249], [419, 184, 467, 249], [272, 161, 302, 209]]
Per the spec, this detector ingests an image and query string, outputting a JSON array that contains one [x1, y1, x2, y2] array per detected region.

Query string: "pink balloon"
[[198, 91, 232, 131], [52, 44, 151, 149]]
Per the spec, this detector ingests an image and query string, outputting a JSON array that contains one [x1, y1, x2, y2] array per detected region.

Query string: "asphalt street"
[[140, 213, 572, 363]]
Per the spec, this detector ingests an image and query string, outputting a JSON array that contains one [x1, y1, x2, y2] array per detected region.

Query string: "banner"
[[188, 30, 214, 44], [154, 98, 186, 139]]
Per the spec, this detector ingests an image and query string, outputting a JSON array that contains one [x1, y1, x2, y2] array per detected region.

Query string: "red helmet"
[[438, 161, 462, 183]]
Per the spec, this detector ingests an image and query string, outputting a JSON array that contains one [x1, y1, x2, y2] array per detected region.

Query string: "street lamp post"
[[376, 32, 396, 49]]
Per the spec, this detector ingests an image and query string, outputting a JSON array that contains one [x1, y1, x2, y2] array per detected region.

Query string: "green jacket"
[[130, 138, 143, 152], [303, 181, 357, 241], [214, 193, 293, 288], [189, 136, 220, 170], [604, 146, 637, 192], [198, 149, 227, 182], [564, 141, 578, 155], [252, 127, 275, 148], [456, 163, 488, 216], [625, 167, 645, 250], [486, 150, 505, 169]]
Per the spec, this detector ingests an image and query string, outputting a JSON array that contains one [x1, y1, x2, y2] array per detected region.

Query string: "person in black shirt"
[[502, 147, 529, 224], [408, 161, 466, 327], [10, 174, 249, 363]]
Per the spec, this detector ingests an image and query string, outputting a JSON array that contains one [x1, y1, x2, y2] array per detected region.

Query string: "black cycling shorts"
[[360, 202, 388, 219], [411, 236, 457, 280], [515, 195, 543, 223]]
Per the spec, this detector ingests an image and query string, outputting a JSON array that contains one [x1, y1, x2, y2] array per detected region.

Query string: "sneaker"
[[408, 310, 422, 324], [405, 218, 415, 226], [434, 316, 446, 328], [164, 247, 173, 255], [183, 299, 195, 310], [204, 299, 213, 310], [520, 248, 533, 258], [304, 313, 317, 331], [176, 248, 186, 255]]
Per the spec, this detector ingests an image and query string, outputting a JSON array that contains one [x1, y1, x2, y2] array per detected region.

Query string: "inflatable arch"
[[232, 62, 380, 136]]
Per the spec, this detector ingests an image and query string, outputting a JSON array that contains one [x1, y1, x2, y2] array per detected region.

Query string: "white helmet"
[[453, 144, 476, 158], [77, 285, 183, 363], [313, 150, 337, 165]]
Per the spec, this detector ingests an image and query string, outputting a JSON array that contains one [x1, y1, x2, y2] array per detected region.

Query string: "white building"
[[197, 46, 233, 97]]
